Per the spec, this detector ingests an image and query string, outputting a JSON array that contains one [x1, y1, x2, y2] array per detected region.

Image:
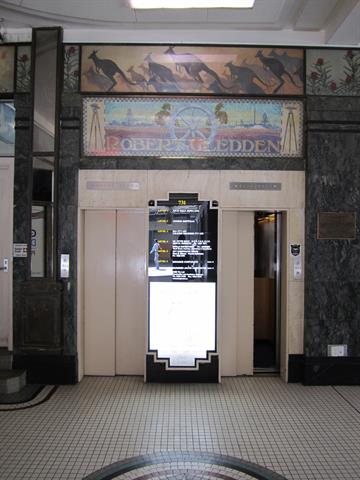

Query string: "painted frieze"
[[82, 96, 303, 158], [81, 45, 304, 96]]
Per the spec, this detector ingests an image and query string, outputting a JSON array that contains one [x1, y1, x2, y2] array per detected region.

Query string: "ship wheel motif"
[[169, 105, 217, 149]]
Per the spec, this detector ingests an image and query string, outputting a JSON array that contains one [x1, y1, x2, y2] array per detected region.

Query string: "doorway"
[[0, 158, 14, 349], [83, 209, 147, 376], [220, 210, 284, 377], [253, 211, 282, 372]]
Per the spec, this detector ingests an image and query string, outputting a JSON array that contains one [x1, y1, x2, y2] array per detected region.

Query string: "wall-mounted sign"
[[290, 244, 302, 280], [83, 97, 303, 158], [230, 182, 281, 191], [317, 212, 356, 240], [13, 243, 28, 258], [81, 45, 304, 96]]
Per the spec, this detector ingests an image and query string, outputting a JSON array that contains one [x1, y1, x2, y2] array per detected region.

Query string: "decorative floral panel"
[[16, 45, 32, 92], [63, 45, 80, 92], [306, 49, 360, 96]]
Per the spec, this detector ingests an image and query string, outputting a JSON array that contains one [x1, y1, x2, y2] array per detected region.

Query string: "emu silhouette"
[[164, 46, 228, 90], [88, 50, 136, 91], [255, 50, 299, 94], [225, 61, 269, 94]]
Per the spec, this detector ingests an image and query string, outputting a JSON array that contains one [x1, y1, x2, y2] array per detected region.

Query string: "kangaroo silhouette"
[[225, 61, 269, 94], [268, 49, 302, 75], [164, 46, 229, 90], [83, 66, 113, 91], [147, 76, 180, 93], [88, 50, 136, 91], [127, 66, 147, 91], [144, 53, 178, 84], [255, 50, 299, 94]]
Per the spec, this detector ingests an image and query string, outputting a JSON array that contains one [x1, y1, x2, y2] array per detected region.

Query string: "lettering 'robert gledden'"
[[105, 136, 282, 156]]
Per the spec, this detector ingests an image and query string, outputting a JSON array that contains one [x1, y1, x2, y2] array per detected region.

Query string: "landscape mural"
[[307, 49, 360, 96], [82, 97, 303, 158], [81, 45, 304, 96], [0, 102, 15, 156]]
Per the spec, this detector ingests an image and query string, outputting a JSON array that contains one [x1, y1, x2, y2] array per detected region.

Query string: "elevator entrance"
[[78, 169, 305, 382], [219, 210, 283, 377], [254, 211, 282, 372]]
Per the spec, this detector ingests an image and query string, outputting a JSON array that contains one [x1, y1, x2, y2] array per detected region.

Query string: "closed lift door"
[[220, 211, 254, 376], [84, 209, 146, 376], [115, 209, 146, 375]]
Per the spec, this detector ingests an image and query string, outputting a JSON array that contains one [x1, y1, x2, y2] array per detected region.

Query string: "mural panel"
[[63, 45, 80, 92], [0, 45, 15, 93], [306, 49, 360, 96], [82, 97, 303, 158], [81, 45, 304, 96], [16, 45, 32, 92], [0, 101, 15, 156]]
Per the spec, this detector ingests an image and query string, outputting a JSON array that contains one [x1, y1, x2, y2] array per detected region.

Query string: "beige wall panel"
[[220, 211, 254, 376], [84, 210, 116, 375], [116, 210, 147, 375], [219, 212, 239, 376], [236, 212, 254, 375], [287, 281, 305, 355], [289, 208, 305, 245], [77, 209, 84, 381], [0, 159, 13, 349], [280, 213, 289, 382], [220, 171, 305, 209], [148, 170, 220, 201], [79, 170, 148, 208]]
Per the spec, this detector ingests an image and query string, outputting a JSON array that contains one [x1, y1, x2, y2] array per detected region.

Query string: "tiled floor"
[[0, 376, 359, 479]]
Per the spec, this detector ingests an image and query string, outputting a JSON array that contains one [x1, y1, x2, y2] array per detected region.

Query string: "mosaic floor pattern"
[[83, 452, 287, 480]]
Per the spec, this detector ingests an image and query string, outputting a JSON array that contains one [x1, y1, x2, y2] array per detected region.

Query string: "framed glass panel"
[[32, 29, 60, 152], [31, 155, 54, 277]]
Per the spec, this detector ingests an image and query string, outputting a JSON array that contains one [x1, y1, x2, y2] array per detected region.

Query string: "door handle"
[[0, 259, 9, 272]]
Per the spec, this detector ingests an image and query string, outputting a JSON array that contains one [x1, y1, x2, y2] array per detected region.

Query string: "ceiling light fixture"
[[130, 0, 254, 9]]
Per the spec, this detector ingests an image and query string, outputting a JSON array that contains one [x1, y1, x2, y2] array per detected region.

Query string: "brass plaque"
[[317, 212, 356, 240]]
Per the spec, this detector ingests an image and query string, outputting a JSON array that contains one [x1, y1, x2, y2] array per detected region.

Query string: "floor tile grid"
[[0, 377, 360, 479]]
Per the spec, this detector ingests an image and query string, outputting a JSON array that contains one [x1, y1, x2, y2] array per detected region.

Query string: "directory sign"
[[148, 195, 217, 367]]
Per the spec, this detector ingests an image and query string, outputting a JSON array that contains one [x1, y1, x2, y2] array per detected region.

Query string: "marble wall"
[[305, 97, 360, 358]]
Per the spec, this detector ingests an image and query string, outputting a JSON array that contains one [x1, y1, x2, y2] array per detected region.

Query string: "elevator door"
[[84, 209, 146, 376], [220, 211, 254, 376]]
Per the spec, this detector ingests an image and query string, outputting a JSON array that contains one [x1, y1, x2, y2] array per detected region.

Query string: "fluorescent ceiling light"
[[131, 0, 254, 8]]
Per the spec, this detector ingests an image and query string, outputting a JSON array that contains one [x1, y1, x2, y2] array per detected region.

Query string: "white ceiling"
[[0, 0, 359, 45]]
